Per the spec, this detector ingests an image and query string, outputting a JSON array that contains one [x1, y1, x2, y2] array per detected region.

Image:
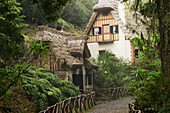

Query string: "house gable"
[[87, 11, 119, 43]]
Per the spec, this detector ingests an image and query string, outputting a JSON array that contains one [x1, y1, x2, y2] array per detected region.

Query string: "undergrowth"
[[0, 86, 37, 113], [21, 66, 80, 111]]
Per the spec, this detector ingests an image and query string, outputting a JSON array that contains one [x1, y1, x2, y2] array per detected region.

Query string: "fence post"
[[58, 102, 62, 113], [87, 93, 91, 108], [85, 95, 88, 109], [115, 88, 117, 99], [61, 101, 65, 113], [68, 97, 72, 113], [78, 95, 82, 112], [52, 104, 56, 113], [91, 92, 95, 106], [109, 88, 111, 98], [82, 95, 86, 110], [73, 97, 78, 113], [55, 103, 58, 113]]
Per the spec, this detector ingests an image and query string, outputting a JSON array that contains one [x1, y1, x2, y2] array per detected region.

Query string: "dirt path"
[[87, 97, 133, 113]]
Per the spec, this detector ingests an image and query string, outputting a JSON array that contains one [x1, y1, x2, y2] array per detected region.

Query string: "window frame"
[[99, 50, 106, 57], [110, 25, 119, 34], [92, 27, 102, 35]]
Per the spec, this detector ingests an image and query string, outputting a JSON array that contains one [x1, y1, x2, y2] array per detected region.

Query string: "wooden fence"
[[128, 103, 141, 113], [94, 87, 130, 100], [109, 87, 130, 99], [39, 87, 131, 113], [39, 91, 96, 113]]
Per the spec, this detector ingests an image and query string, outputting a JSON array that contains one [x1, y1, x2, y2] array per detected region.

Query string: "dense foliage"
[[0, 0, 25, 67], [0, 0, 69, 99], [22, 66, 79, 111], [129, 62, 169, 112], [18, 0, 46, 25], [0, 0, 27, 99], [126, 0, 169, 76], [18, 0, 71, 24], [48, 18, 75, 32], [131, 33, 160, 66], [18, 0, 98, 31], [124, 1, 169, 112], [31, 0, 70, 22], [61, 0, 98, 30], [92, 51, 135, 88], [128, 34, 169, 112]]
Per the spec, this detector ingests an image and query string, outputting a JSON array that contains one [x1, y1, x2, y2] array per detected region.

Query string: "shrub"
[[92, 51, 135, 88], [22, 66, 79, 111], [129, 61, 169, 112], [128, 33, 169, 113]]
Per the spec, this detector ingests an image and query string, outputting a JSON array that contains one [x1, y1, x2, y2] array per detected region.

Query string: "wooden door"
[[102, 24, 110, 41]]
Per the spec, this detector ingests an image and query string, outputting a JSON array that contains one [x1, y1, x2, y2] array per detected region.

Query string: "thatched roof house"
[[34, 26, 98, 91], [84, 0, 147, 39], [83, 0, 147, 63]]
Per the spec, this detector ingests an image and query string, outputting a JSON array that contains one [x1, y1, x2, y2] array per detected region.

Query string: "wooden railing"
[[128, 103, 141, 113], [109, 87, 130, 99], [39, 91, 96, 113], [94, 87, 130, 101]]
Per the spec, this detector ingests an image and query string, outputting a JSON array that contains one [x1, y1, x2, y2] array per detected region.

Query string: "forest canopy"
[[18, 0, 98, 30]]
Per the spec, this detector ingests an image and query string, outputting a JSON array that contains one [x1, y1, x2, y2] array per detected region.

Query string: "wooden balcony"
[[87, 33, 119, 43]]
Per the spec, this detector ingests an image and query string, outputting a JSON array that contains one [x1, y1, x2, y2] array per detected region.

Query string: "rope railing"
[[39, 91, 96, 113]]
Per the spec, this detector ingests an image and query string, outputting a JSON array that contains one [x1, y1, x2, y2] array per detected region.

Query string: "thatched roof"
[[93, 0, 118, 12], [84, 58, 98, 70], [34, 26, 96, 69], [84, 0, 147, 39], [67, 35, 90, 57]]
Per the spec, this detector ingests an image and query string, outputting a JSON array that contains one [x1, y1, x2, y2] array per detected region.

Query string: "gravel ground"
[[87, 97, 134, 113]]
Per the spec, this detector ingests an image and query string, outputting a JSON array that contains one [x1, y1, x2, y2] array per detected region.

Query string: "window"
[[110, 25, 118, 33], [99, 50, 106, 57], [135, 49, 139, 58], [93, 27, 101, 35]]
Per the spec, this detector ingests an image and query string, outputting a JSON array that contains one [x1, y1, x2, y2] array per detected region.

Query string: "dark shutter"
[[112, 25, 118, 33], [99, 27, 101, 34], [92, 28, 94, 35], [110, 26, 113, 33], [115, 25, 118, 33]]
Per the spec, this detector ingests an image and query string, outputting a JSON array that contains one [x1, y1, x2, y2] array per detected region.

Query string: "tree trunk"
[[157, 0, 170, 76], [157, 0, 170, 90]]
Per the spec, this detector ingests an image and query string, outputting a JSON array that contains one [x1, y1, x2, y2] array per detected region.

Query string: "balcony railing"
[[87, 33, 119, 43]]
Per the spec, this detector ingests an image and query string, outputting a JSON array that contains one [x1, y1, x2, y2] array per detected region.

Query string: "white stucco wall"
[[87, 26, 131, 62], [118, 1, 126, 24], [125, 40, 132, 61]]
